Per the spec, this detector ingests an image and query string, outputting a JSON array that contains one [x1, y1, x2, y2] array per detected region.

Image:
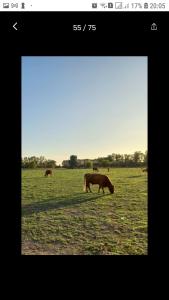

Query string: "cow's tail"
[[83, 174, 86, 192]]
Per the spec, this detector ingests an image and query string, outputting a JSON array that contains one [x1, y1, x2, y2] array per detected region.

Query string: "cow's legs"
[[102, 187, 105, 194], [98, 186, 101, 193], [86, 184, 92, 193], [88, 184, 92, 192]]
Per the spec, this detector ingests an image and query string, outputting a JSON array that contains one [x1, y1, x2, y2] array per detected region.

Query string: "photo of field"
[[22, 167, 147, 255], [22, 56, 147, 255]]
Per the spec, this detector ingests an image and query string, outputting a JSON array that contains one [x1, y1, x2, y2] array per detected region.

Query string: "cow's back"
[[84, 173, 107, 184]]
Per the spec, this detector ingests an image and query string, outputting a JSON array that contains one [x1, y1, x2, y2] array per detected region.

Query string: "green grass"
[[22, 168, 147, 255]]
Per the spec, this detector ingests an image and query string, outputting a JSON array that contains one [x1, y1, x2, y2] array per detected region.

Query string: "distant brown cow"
[[44, 169, 52, 177], [84, 173, 114, 194], [142, 168, 148, 172], [93, 167, 99, 171]]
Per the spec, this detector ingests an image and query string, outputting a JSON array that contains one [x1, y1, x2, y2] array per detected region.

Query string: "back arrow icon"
[[13, 22, 18, 30]]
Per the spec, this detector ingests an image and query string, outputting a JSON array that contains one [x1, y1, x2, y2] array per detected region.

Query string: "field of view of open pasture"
[[22, 167, 147, 255]]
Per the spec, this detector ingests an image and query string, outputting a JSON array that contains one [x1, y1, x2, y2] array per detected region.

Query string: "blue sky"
[[22, 56, 147, 165]]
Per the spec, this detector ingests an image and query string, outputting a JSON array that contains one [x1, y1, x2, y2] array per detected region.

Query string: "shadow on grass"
[[22, 192, 109, 216], [22, 177, 48, 180], [127, 175, 143, 178], [22, 176, 66, 180]]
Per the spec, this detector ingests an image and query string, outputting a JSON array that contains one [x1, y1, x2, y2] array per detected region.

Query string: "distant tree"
[[115, 154, 121, 162], [111, 153, 116, 162], [102, 159, 109, 167], [123, 154, 134, 167], [70, 155, 78, 168], [24, 156, 38, 168], [85, 161, 93, 168], [144, 150, 148, 165], [97, 157, 104, 167], [28, 160, 37, 168], [38, 156, 46, 168], [113, 154, 121, 166], [133, 151, 144, 166], [107, 155, 113, 162], [124, 154, 130, 166], [46, 160, 56, 168]]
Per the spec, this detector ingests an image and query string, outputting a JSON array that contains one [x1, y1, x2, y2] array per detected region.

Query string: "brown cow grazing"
[[44, 169, 52, 177], [93, 167, 99, 172], [84, 173, 114, 194]]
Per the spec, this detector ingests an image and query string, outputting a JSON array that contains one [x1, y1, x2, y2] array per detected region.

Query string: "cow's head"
[[109, 184, 114, 194]]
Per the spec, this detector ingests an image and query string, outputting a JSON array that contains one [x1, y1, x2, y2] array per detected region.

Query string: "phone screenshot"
[[1, 0, 168, 256]]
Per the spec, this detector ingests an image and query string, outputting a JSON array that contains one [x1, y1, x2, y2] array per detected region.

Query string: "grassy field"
[[22, 168, 147, 255]]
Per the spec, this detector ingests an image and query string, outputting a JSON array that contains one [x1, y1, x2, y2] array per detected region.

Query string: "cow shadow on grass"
[[22, 192, 109, 217]]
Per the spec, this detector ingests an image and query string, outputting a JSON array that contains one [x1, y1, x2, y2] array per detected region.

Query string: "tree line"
[[22, 156, 57, 169], [22, 151, 147, 169], [69, 151, 147, 168]]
